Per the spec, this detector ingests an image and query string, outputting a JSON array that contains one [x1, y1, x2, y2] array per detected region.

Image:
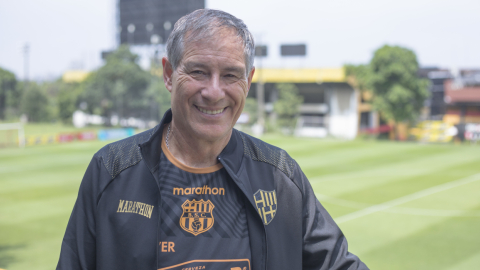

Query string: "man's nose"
[[201, 74, 225, 103]]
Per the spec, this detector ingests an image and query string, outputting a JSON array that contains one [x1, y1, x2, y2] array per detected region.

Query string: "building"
[[249, 68, 358, 139], [418, 67, 453, 119], [443, 69, 480, 125]]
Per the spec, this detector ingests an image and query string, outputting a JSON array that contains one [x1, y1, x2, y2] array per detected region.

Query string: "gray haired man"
[[57, 9, 368, 270]]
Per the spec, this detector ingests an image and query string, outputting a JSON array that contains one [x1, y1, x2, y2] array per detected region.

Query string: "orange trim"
[[158, 259, 251, 270], [161, 130, 223, 174]]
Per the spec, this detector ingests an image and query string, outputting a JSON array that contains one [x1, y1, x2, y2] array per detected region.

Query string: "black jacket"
[[57, 110, 368, 270]]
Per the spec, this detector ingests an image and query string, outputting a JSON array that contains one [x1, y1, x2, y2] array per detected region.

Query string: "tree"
[[146, 74, 171, 120], [243, 97, 258, 125], [345, 45, 429, 139], [58, 81, 82, 124], [79, 45, 151, 122], [0, 67, 17, 120], [345, 64, 371, 93], [370, 45, 429, 124], [273, 83, 303, 134], [21, 83, 51, 122]]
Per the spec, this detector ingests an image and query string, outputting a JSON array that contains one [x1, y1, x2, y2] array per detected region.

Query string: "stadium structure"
[[63, 0, 394, 140]]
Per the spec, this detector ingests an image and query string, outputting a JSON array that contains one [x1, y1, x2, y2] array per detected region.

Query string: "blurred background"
[[1, 0, 480, 269]]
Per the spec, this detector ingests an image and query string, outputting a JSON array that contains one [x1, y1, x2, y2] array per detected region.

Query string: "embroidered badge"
[[180, 199, 215, 236], [253, 189, 277, 225]]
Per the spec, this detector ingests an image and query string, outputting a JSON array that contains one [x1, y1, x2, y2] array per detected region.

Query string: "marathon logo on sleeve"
[[117, 200, 154, 219]]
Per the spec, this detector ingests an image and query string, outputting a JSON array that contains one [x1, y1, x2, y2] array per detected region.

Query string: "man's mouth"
[[196, 106, 226, 115]]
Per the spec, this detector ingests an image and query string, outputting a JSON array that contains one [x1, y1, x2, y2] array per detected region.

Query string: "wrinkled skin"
[[162, 29, 255, 167]]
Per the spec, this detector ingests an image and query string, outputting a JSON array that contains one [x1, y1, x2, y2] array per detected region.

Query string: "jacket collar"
[[139, 109, 244, 177], [138, 109, 171, 179], [218, 129, 244, 175]]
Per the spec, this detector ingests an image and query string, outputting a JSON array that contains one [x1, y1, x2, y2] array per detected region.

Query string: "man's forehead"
[[182, 27, 244, 54], [180, 29, 246, 70], [184, 26, 241, 44]]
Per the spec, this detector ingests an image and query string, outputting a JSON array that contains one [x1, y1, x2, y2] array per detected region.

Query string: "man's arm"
[[57, 155, 105, 270], [298, 165, 369, 270]]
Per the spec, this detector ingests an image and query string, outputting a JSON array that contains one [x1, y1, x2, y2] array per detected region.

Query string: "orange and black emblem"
[[180, 199, 215, 236], [253, 189, 277, 225]]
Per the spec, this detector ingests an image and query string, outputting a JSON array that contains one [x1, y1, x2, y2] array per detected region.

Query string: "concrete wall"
[[326, 86, 358, 139]]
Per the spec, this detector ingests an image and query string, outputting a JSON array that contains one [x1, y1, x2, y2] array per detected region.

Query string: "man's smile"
[[195, 105, 227, 115]]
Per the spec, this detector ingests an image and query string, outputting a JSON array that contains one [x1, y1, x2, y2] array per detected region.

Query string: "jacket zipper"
[[218, 157, 268, 270]]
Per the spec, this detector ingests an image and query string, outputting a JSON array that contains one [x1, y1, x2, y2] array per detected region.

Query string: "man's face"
[[163, 29, 255, 143]]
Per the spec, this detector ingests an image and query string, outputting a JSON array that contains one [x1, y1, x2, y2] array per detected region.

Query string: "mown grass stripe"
[[359, 214, 480, 270], [316, 193, 480, 217], [334, 173, 480, 224]]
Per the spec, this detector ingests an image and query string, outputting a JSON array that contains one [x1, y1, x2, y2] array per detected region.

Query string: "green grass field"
[[1, 135, 480, 269]]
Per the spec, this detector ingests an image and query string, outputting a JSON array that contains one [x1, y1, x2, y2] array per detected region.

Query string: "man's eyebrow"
[[224, 66, 245, 74], [183, 61, 245, 74]]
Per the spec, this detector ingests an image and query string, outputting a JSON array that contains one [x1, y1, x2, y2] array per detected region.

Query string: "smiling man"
[[57, 9, 368, 270], [163, 25, 253, 169]]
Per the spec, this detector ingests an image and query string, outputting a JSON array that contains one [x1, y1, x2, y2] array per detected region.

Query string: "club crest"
[[180, 199, 215, 236], [253, 189, 277, 225]]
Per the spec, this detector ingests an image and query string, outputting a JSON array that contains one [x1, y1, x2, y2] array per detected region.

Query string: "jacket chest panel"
[[95, 164, 159, 268], [240, 160, 304, 269]]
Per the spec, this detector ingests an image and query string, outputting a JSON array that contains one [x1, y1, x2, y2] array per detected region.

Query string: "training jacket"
[[57, 110, 368, 270]]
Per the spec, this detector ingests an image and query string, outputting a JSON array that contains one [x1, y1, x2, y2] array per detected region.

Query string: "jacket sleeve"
[[298, 165, 369, 270], [57, 154, 105, 270]]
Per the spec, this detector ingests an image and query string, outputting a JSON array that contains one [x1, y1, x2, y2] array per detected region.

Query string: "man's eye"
[[192, 70, 204, 75]]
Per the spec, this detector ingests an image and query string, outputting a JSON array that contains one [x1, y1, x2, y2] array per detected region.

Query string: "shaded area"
[[0, 244, 25, 268]]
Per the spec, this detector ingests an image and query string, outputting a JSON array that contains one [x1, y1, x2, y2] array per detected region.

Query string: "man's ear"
[[246, 67, 255, 95], [162, 57, 174, 93]]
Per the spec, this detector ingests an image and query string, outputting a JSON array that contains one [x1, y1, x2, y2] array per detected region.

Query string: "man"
[[57, 9, 368, 270]]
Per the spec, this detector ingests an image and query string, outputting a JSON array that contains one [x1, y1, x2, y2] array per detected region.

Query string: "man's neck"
[[164, 122, 231, 168]]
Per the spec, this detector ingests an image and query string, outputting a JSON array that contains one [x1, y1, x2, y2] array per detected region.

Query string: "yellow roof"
[[62, 70, 90, 83], [62, 68, 346, 83], [252, 68, 345, 83]]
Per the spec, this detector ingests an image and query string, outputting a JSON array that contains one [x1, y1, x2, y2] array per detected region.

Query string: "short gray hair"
[[166, 9, 255, 76]]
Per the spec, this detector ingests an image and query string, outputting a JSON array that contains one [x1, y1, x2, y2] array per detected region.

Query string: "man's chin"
[[192, 125, 232, 142]]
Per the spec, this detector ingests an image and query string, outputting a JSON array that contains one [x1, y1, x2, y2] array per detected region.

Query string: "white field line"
[[315, 193, 480, 217], [386, 207, 480, 217], [329, 173, 480, 224]]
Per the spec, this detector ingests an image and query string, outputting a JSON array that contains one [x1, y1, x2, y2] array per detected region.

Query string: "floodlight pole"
[[23, 44, 29, 82]]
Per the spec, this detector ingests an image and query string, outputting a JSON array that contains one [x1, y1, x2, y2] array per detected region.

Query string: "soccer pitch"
[[1, 136, 479, 269]]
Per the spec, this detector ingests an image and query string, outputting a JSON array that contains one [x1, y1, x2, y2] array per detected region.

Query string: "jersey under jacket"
[[57, 109, 369, 270]]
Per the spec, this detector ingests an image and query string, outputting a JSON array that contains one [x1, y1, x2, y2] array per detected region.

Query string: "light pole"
[[23, 44, 29, 82]]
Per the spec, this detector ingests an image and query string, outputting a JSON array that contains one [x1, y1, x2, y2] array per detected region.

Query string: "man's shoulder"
[[236, 130, 297, 179], [96, 126, 159, 179]]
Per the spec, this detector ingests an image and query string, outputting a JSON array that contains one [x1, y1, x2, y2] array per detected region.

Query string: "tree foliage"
[[58, 82, 83, 124], [345, 64, 371, 93], [370, 45, 429, 123], [273, 83, 303, 133], [21, 83, 52, 122], [0, 67, 17, 120], [146, 74, 171, 120], [2, 46, 171, 124], [79, 45, 152, 122], [243, 97, 258, 125], [346, 45, 429, 124]]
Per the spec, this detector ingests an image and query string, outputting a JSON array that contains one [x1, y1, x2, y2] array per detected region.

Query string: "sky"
[[1, 0, 479, 81]]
